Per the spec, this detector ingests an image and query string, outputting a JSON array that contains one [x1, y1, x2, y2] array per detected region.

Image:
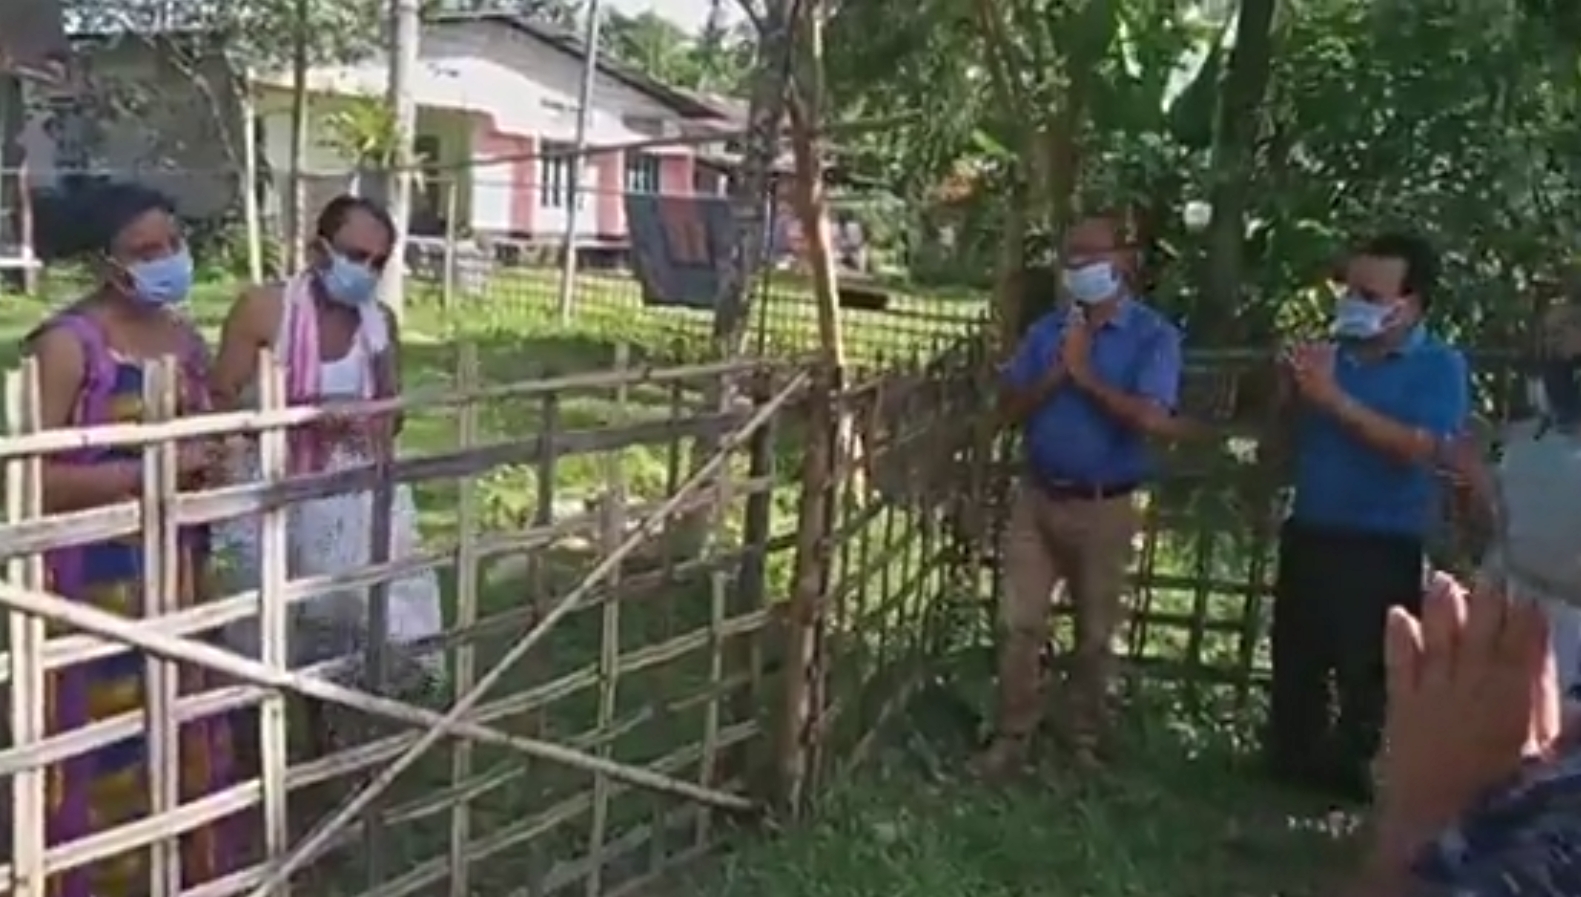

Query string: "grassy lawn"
[[682, 683, 1358, 897], [0, 269, 1350, 896]]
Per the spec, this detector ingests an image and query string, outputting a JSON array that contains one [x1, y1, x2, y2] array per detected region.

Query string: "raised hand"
[[1061, 313, 1093, 382], [1284, 342, 1343, 408], [1374, 572, 1553, 866]]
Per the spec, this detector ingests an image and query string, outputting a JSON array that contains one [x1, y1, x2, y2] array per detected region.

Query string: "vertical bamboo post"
[[659, 378, 687, 636], [776, 366, 836, 817], [256, 349, 291, 893], [448, 342, 481, 897], [698, 569, 727, 846], [6, 360, 47, 897], [730, 369, 775, 791], [529, 382, 561, 706], [141, 358, 181, 897], [695, 363, 735, 849], [584, 342, 629, 897], [363, 357, 397, 889]]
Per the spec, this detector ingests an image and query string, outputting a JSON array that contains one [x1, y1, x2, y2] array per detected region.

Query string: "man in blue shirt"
[[1266, 232, 1469, 803], [976, 214, 1185, 777]]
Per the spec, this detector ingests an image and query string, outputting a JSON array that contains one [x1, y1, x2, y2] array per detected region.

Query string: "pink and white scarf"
[[280, 273, 391, 475]]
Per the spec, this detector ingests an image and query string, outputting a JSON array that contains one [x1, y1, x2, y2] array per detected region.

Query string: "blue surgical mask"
[[320, 251, 380, 306], [1332, 294, 1398, 339], [1062, 261, 1120, 306], [125, 248, 194, 307]]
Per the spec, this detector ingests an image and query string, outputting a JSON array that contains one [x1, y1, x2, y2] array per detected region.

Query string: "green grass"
[[680, 687, 1359, 897]]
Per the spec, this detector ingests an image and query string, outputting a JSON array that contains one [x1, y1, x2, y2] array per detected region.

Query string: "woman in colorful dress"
[[210, 195, 442, 756], [26, 181, 235, 897]]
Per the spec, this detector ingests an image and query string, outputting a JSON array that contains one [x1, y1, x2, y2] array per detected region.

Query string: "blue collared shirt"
[[1002, 299, 1183, 485], [1290, 327, 1469, 537]]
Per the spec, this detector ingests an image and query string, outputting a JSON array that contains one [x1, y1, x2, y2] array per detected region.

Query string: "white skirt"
[[212, 445, 446, 693]]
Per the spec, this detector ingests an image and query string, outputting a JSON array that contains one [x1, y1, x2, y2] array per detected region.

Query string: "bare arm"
[[31, 328, 140, 512], [1072, 376, 1180, 438], [1318, 352, 1468, 467], [1322, 395, 1444, 465], [210, 286, 277, 411]]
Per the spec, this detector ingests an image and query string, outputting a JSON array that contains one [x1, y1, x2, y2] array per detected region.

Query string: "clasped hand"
[[1282, 342, 1344, 407], [1058, 315, 1094, 386]]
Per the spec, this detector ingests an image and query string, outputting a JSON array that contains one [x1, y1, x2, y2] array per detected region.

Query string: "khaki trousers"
[[995, 480, 1139, 740]]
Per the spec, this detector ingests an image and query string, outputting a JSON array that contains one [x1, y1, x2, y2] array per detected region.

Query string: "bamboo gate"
[[0, 321, 1535, 897]]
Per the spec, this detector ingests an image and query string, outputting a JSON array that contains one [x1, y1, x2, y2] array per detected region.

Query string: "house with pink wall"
[[250, 11, 739, 247]]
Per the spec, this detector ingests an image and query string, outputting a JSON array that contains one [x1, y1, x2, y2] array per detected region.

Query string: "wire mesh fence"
[[0, 162, 984, 365]]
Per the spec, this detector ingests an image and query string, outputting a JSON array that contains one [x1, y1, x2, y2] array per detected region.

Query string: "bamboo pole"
[[5, 359, 46, 897], [0, 359, 769, 462], [141, 359, 181, 897], [255, 350, 291, 896]]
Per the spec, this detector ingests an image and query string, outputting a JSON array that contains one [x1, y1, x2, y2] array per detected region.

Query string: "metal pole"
[[555, 0, 603, 325]]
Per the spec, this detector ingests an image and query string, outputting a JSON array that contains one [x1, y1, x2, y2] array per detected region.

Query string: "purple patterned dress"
[[33, 312, 236, 897]]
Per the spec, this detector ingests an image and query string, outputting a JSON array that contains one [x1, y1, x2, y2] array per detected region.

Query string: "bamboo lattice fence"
[[0, 310, 1541, 897], [0, 326, 998, 897]]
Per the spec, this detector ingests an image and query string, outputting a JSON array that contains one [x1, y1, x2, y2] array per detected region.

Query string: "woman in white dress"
[[1454, 304, 1581, 705], [210, 195, 443, 753]]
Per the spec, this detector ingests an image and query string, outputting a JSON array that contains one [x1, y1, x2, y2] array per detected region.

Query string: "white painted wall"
[[253, 20, 691, 151]]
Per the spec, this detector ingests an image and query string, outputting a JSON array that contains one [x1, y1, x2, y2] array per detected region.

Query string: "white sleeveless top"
[[1489, 420, 1581, 604], [272, 291, 379, 401], [317, 341, 370, 399]]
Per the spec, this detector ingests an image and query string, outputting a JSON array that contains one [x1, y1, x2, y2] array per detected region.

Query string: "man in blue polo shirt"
[[1265, 232, 1469, 803], [976, 214, 1185, 776]]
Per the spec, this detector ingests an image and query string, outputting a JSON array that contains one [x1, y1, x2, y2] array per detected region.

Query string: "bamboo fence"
[[0, 307, 1538, 897], [0, 325, 996, 897]]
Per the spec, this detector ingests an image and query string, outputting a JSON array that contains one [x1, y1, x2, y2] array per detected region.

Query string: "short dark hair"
[[315, 194, 396, 247], [1356, 232, 1439, 307], [31, 178, 176, 261]]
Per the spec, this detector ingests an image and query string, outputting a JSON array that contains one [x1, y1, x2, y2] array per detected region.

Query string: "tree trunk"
[[1202, 0, 1278, 342], [786, 2, 841, 366], [711, 0, 795, 354], [787, 0, 868, 496]]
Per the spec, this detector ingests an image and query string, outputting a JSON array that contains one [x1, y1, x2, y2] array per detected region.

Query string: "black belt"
[[1033, 478, 1139, 501]]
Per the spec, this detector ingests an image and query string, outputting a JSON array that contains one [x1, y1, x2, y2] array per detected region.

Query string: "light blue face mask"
[[125, 248, 194, 307], [320, 250, 381, 306], [1061, 261, 1121, 306], [1332, 293, 1399, 339]]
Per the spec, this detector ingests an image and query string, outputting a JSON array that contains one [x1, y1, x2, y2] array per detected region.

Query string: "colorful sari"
[[35, 312, 236, 897]]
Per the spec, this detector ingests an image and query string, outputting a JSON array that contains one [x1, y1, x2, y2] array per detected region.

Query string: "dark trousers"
[[1265, 520, 1424, 800]]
